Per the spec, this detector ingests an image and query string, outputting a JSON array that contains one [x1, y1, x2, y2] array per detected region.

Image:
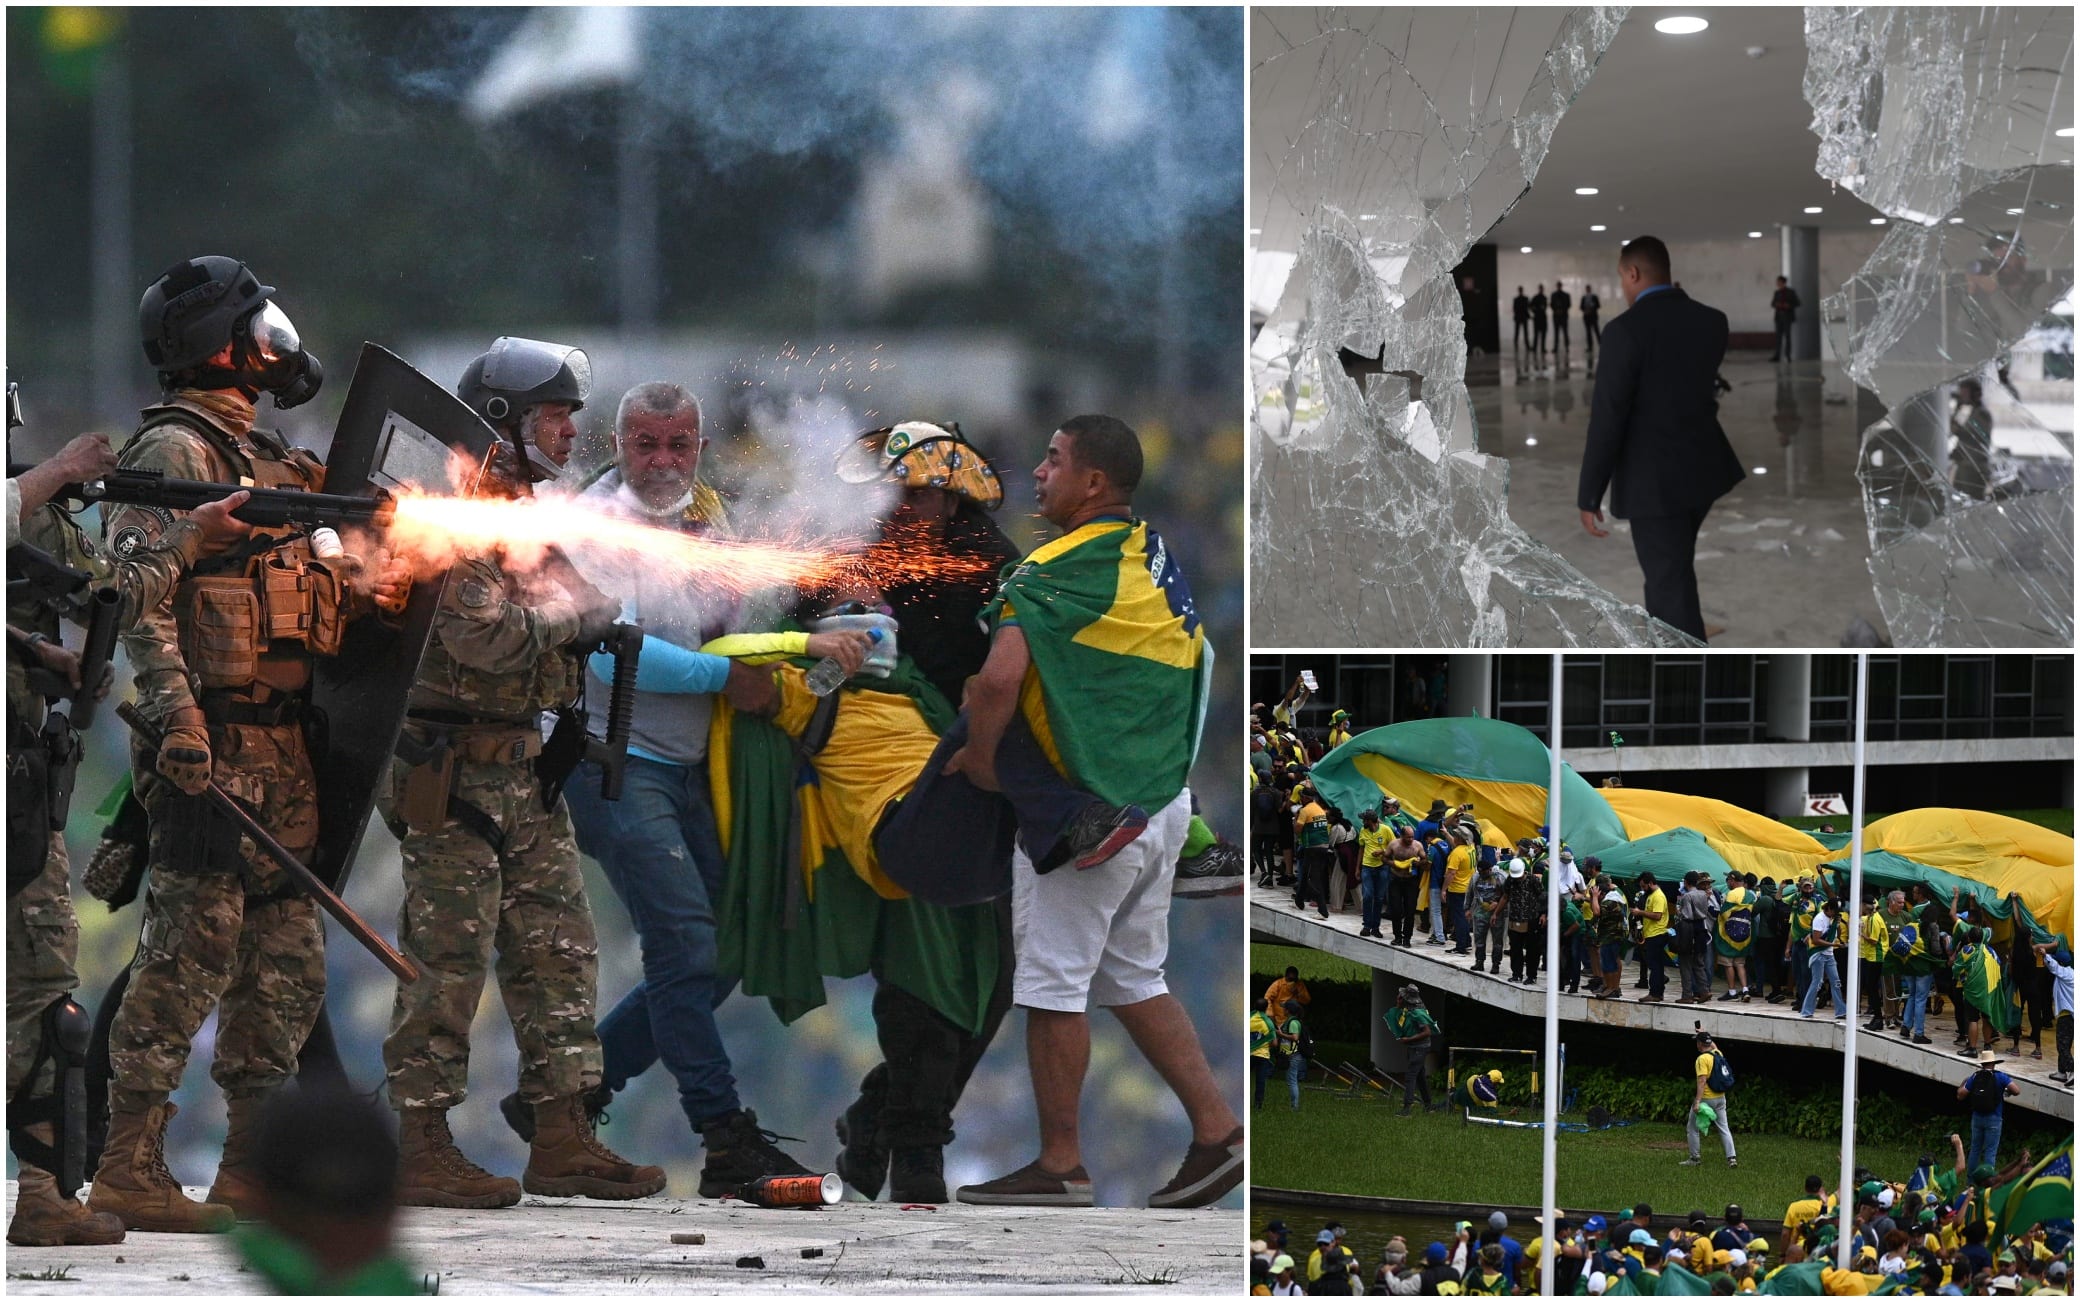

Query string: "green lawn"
[[1783, 809, 2071, 836], [1251, 941, 1372, 986], [1251, 1085, 1924, 1217]]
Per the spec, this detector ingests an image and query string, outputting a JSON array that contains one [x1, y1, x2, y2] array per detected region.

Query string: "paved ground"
[[1253, 891, 2075, 1117], [1, 1187, 1243, 1294]]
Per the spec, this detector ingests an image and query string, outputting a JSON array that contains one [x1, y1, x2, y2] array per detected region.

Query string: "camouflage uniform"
[[100, 389, 366, 1108], [379, 548, 603, 1109], [7, 495, 208, 1103]]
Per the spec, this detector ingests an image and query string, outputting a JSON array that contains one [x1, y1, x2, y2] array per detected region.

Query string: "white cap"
[[1877, 1187, 1895, 1208], [1509, 859, 1527, 878], [1588, 1272, 1608, 1294], [1728, 1249, 1748, 1268], [1604, 890, 1625, 906]]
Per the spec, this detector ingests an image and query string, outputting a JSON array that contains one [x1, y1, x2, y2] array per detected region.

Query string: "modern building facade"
[[1250, 654, 2073, 817]]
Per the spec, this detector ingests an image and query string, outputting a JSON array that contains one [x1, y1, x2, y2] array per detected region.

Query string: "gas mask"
[[233, 302, 323, 409]]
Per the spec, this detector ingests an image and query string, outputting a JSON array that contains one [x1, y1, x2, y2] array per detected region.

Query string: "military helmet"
[[139, 256, 326, 409], [456, 336, 591, 430]]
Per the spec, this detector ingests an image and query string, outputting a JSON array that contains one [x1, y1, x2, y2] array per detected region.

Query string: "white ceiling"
[[1251, 6, 2076, 256]]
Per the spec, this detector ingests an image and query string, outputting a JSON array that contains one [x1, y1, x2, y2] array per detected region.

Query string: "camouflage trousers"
[[110, 721, 327, 1104], [380, 747, 602, 1109], [7, 833, 80, 1100]]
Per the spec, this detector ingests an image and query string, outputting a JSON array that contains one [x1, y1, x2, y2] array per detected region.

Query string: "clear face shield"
[[237, 301, 323, 408]]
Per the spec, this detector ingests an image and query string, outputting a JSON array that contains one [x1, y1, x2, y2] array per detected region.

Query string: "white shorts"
[[1011, 787, 1193, 1013]]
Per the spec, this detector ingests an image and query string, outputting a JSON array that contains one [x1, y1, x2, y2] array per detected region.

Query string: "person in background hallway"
[[1550, 283, 1572, 353], [1512, 287, 1531, 352], [1769, 276, 1800, 362], [1581, 286, 1601, 355], [1530, 285, 1549, 355], [1949, 377, 1998, 501], [1575, 235, 1743, 641]]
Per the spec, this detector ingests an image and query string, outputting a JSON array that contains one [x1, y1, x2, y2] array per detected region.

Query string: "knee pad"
[[8, 994, 91, 1197]]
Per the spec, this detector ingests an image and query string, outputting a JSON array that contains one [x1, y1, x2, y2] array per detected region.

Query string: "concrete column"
[[1782, 225, 1821, 361], [1448, 654, 1492, 718], [1371, 968, 1402, 1070], [1765, 653, 1812, 818]]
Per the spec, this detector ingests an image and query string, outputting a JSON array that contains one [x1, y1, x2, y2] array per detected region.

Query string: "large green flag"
[[1994, 1137, 2074, 1239], [1758, 1263, 1828, 1295], [992, 517, 1209, 810]]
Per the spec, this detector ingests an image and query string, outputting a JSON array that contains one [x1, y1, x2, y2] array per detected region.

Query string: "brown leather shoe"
[[86, 1099, 235, 1233], [8, 1164, 125, 1246], [396, 1107, 522, 1209], [523, 1094, 665, 1200], [205, 1091, 269, 1219]]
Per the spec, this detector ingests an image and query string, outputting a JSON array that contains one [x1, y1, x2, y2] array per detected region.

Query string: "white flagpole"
[[1542, 652, 1564, 1297], [1836, 653, 1870, 1268]]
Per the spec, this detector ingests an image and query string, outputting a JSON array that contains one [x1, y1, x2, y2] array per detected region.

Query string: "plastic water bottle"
[[805, 628, 883, 697]]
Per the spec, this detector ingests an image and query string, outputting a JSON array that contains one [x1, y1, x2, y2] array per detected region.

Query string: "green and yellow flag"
[[994, 517, 1209, 811], [1953, 939, 2018, 1035], [1993, 1137, 2073, 1239]]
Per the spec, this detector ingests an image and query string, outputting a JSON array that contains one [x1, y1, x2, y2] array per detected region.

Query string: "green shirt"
[[1384, 1006, 1437, 1046]]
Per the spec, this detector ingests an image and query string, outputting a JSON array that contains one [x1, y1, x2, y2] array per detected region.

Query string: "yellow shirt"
[[1784, 1196, 1826, 1237], [1860, 912, 1888, 962], [1447, 844, 1476, 894], [1696, 1052, 1725, 1100], [1641, 888, 1670, 939], [1358, 825, 1394, 867]]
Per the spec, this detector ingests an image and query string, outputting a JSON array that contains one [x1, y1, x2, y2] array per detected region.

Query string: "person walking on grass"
[[1384, 985, 1441, 1117], [1682, 1030, 1738, 1169], [1280, 1000, 1310, 1113]]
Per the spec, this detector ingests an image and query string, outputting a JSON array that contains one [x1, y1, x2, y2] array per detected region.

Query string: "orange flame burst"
[[382, 492, 996, 599]]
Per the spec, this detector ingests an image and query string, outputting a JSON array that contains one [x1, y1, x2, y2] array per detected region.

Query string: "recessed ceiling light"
[[2059, 127, 2075, 138], [2006, 207, 2024, 215], [1948, 217, 1965, 225], [1654, 16, 1710, 35], [1804, 206, 1824, 214], [1520, 246, 1533, 254], [1748, 231, 1763, 238], [1590, 225, 1607, 232], [1525, 437, 1539, 447], [1575, 187, 1599, 196], [1870, 217, 1887, 225], [1752, 466, 1769, 476]]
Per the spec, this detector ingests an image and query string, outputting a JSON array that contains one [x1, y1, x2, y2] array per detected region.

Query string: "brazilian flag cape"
[[710, 654, 999, 1034], [1952, 936, 2019, 1035], [990, 517, 1210, 811]]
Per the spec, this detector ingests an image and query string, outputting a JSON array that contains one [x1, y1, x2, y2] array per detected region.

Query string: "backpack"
[[1890, 921, 1920, 962], [1707, 1050, 1735, 1095], [1292, 1020, 1316, 1062], [1722, 902, 1753, 945], [1966, 1068, 2004, 1115], [1478, 844, 1498, 871]]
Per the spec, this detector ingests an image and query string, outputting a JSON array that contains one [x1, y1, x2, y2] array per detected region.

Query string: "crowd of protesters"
[[1251, 1152, 2076, 1295]]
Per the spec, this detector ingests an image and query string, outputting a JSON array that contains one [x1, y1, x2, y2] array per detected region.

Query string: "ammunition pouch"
[[176, 542, 350, 689], [154, 791, 245, 875], [8, 995, 91, 1197], [8, 716, 53, 896], [398, 741, 457, 834]]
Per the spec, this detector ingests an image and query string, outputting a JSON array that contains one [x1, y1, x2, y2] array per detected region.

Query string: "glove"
[[574, 597, 622, 648], [156, 710, 213, 796]]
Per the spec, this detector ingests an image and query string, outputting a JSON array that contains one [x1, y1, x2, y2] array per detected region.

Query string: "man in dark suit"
[[1512, 287, 1531, 351], [1550, 284, 1571, 352], [1576, 236, 1745, 640], [1530, 285, 1549, 354]]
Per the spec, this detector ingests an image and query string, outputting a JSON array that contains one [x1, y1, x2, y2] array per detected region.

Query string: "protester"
[[1683, 1029, 1738, 1169], [1383, 984, 1440, 1117], [1957, 1050, 2021, 1171]]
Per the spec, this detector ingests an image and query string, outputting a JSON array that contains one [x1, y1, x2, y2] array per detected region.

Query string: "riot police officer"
[[88, 256, 403, 1233], [379, 337, 663, 1207]]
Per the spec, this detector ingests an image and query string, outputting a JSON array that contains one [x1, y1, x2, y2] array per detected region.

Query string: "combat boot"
[[832, 1087, 889, 1201], [496, 1082, 610, 1146], [86, 1098, 235, 1233], [8, 1160, 125, 1247], [204, 1091, 269, 1219], [395, 1107, 522, 1209], [887, 1146, 948, 1204], [698, 1108, 815, 1199], [522, 1094, 666, 1199]]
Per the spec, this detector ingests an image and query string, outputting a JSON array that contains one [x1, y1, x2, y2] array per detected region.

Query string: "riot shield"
[[309, 343, 499, 890]]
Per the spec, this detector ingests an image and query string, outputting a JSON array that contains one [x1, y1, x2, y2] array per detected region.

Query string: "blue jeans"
[[1360, 865, 1389, 933], [1903, 973, 1934, 1036], [1447, 893, 1469, 949], [565, 755, 740, 1129], [1287, 1053, 1307, 1109], [1801, 949, 1845, 1019], [1968, 1110, 2003, 1171], [1428, 869, 1446, 940]]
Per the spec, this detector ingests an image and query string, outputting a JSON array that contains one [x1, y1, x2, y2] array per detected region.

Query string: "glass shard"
[[1251, 7, 1701, 647], [1806, 6, 2074, 646]]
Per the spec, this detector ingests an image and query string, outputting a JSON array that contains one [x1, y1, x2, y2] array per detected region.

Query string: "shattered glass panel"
[[1251, 7, 1700, 647], [1806, 6, 2074, 646]]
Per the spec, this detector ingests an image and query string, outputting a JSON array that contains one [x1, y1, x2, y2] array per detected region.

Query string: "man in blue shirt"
[[1956, 1050, 2021, 1171]]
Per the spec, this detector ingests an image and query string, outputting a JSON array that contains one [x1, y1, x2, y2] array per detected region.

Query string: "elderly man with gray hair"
[[499, 381, 875, 1198]]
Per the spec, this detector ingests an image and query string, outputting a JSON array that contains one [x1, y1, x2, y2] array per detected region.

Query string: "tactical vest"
[[143, 411, 352, 696], [410, 558, 583, 723]]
